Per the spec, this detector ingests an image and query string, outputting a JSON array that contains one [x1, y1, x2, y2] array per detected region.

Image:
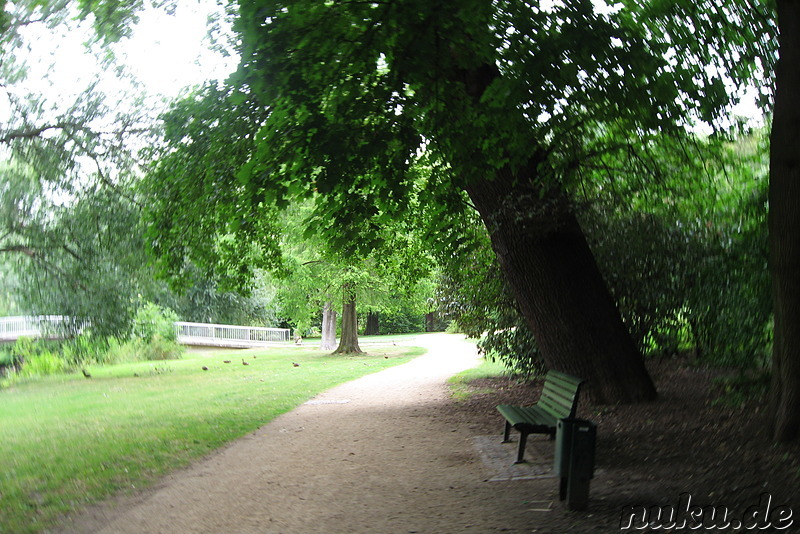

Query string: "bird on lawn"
[[292, 362, 300, 367], [81, 369, 91, 378], [202, 366, 209, 371], [223, 360, 231, 364], [242, 359, 249, 366]]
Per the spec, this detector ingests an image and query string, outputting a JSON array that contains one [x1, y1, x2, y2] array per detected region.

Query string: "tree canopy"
[[5, 0, 795, 439], [188, 0, 768, 403]]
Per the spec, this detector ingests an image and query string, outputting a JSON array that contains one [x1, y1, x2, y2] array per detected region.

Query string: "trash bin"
[[554, 418, 597, 511]]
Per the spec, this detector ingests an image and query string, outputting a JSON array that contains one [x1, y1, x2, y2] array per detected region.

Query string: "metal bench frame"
[[496, 370, 585, 463]]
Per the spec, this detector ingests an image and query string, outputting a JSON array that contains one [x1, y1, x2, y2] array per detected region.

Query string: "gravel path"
[[55, 333, 557, 534]]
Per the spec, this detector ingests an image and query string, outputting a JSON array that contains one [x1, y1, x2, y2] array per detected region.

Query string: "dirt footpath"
[[54, 334, 565, 534]]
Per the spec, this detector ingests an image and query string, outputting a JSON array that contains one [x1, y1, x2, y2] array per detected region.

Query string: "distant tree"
[[0, 0, 164, 335], [7, 181, 162, 337], [320, 300, 337, 351], [143, 84, 284, 293], [333, 278, 361, 354]]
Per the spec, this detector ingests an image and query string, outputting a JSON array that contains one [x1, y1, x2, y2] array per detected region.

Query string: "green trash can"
[[555, 418, 596, 511]]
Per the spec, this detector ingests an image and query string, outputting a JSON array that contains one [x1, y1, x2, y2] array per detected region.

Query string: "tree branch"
[[0, 122, 80, 144], [0, 244, 89, 291], [0, 244, 37, 256]]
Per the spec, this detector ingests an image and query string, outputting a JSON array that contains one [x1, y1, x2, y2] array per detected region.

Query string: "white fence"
[[1, 317, 291, 348], [0, 316, 68, 340], [174, 321, 291, 348]]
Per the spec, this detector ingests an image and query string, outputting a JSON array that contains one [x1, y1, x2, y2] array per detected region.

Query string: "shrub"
[[132, 302, 179, 343], [138, 336, 184, 361], [60, 332, 110, 368], [99, 337, 135, 365], [9, 336, 39, 366], [0, 349, 16, 377], [101, 336, 184, 363], [19, 351, 65, 377]]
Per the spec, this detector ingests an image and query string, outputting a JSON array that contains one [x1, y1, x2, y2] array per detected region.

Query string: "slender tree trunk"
[[465, 172, 657, 404], [333, 284, 362, 354], [364, 311, 380, 335], [769, 0, 800, 443], [320, 300, 338, 350], [426, 312, 436, 332]]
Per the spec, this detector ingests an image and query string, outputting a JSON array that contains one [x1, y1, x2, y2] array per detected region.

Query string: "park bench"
[[496, 370, 585, 463]]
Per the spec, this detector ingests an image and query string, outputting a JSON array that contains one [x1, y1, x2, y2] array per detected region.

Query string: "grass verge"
[[447, 357, 509, 401], [0, 343, 421, 534]]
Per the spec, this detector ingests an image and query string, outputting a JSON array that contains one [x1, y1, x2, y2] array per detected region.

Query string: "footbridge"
[[0, 316, 67, 342], [174, 321, 291, 348], [1, 316, 291, 348]]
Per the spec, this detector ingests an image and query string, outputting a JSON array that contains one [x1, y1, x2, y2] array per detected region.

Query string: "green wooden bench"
[[496, 370, 585, 464]]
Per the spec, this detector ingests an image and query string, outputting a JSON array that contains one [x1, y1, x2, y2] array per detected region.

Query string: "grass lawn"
[[0, 342, 422, 534], [447, 357, 510, 401]]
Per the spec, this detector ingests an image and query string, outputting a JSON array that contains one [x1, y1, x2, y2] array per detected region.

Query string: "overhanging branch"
[[0, 122, 80, 144]]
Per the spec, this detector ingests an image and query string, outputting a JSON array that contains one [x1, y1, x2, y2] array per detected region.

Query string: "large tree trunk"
[[465, 171, 657, 404], [333, 284, 362, 354], [769, 0, 800, 443], [320, 300, 338, 351], [452, 61, 656, 404]]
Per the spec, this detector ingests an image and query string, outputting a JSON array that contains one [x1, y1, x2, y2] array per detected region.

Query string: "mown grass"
[[447, 357, 510, 401], [0, 343, 422, 534]]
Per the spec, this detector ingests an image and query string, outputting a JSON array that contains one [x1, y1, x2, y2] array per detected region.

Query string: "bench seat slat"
[[497, 404, 559, 431], [496, 370, 585, 463]]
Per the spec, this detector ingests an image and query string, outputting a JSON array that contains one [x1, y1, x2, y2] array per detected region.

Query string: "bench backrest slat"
[[538, 370, 584, 419]]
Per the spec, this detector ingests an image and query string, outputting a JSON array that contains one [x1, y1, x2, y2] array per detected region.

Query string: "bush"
[[60, 333, 110, 368], [445, 321, 463, 334], [132, 302, 179, 343], [0, 348, 16, 377], [9, 336, 39, 366], [582, 184, 770, 370], [137, 336, 184, 361], [102, 336, 184, 363], [19, 351, 65, 377], [1, 341, 66, 386], [100, 337, 136, 365], [583, 210, 694, 356]]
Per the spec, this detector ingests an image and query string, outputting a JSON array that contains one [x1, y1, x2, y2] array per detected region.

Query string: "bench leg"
[[502, 421, 513, 443], [515, 432, 528, 464]]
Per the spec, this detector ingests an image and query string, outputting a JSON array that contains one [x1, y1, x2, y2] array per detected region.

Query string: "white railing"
[[174, 321, 291, 348], [0, 316, 68, 340], [1, 317, 292, 348]]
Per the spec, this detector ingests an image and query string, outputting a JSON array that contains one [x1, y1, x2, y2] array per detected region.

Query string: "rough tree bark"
[[464, 170, 657, 404], [333, 284, 362, 354], [319, 300, 338, 351], [769, 0, 800, 443], [364, 311, 380, 336], [456, 65, 657, 404]]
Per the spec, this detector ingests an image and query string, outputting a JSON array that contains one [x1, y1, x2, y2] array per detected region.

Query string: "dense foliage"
[[1, 0, 789, 419], [436, 131, 771, 376]]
